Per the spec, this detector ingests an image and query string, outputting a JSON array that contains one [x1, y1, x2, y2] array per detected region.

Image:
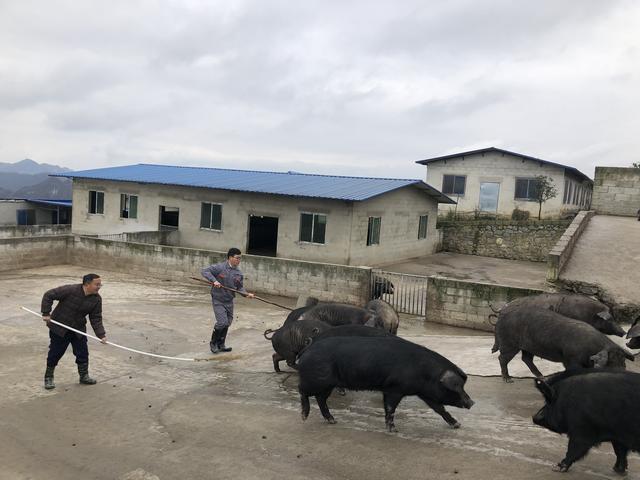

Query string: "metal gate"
[[370, 269, 429, 316]]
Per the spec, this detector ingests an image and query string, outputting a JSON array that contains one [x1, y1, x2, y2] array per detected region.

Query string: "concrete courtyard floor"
[[376, 252, 548, 291], [1, 265, 638, 480]]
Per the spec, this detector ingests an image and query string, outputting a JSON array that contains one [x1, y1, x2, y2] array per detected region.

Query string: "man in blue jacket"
[[202, 248, 255, 353]]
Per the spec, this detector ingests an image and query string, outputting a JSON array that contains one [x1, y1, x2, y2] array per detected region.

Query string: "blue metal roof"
[[53, 164, 455, 203], [27, 199, 72, 208]]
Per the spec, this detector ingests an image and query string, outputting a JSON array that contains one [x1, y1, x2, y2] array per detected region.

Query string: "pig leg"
[[420, 396, 460, 428], [300, 394, 311, 421], [316, 389, 336, 424], [521, 351, 543, 378], [382, 392, 403, 432], [612, 440, 629, 474], [498, 348, 518, 383], [285, 359, 299, 371], [272, 353, 283, 373], [554, 436, 595, 472]]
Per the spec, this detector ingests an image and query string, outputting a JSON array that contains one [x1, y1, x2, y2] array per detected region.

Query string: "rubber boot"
[[78, 363, 97, 385], [44, 366, 56, 390], [217, 326, 232, 352], [210, 329, 221, 354]]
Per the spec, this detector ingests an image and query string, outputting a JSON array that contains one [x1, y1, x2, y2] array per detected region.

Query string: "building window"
[[120, 194, 138, 219], [418, 214, 428, 239], [200, 202, 222, 230], [366, 216, 381, 246], [563, 180, 569, 204], [89, 190, 104, 214], [299, 213, 326, 244], [573, 185, 579, 205], [442, 175, 466, 195], [16, 209, 36, 225], [514, 178, 538, 201]]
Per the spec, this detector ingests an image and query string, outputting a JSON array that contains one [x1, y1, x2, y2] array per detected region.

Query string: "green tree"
[[632, 162, 640, 168], [534, 175, 558, 220]]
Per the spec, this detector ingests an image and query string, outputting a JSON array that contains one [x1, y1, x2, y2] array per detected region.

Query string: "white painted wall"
[[424, 151, 592, 218]]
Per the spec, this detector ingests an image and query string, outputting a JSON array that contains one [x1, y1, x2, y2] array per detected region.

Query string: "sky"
[[1, 0, 639, 180]]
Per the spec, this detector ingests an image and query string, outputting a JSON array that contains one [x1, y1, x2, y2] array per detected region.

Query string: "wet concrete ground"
[[1, 265, 639, 480], [377, 252, 548, 291]]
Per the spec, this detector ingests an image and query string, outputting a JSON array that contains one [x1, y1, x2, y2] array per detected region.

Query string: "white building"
[[417, 147, 593, 218], [56, 164, 455, 266]]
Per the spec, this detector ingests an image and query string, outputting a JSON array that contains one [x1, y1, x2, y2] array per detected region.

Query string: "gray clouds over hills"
[[0, 1, 638, 179]]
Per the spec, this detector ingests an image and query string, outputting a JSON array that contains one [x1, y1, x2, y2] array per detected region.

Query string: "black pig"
[[297, 336, 474, 431], [492, 308, 634, 382], [532, 370, 640, 474]]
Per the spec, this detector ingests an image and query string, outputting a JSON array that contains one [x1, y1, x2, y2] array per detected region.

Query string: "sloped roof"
[[416, 147, 592, 183], [53, 163, 456, 203]]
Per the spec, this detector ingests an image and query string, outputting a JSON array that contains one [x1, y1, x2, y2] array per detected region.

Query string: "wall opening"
[[247, 215, 278, 257], [159, 206, 179, 230]]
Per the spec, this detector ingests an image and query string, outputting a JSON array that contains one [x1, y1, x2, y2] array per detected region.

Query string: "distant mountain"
[[12, 177, 72, 200], [0, 158, 71, 175], [0, 159, 72, 199]]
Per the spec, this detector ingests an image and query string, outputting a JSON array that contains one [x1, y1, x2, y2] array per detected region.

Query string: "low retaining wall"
[[438, 220, 570, 262], [546, 211, 595, 281], [426, 276, 545, 331], [0, 235, 72, 272], [95, 230, 178, 245], [70, 236, 371, 305], [0, 224, 71, 238]]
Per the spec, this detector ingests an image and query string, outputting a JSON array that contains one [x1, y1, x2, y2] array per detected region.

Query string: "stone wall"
[[591, 167, 640, 216], [438, 220, 570, 262], [426, 276, 545, 331], [546, 211, 595, 281], [0, 235, 72, 272], [70, 236, 372, 305], [0, 224, 71, 238]]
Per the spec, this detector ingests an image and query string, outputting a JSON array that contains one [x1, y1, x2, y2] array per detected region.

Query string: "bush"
[[511, 208, 530, 221]]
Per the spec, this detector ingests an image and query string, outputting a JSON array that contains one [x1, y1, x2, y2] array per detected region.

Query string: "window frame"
[[514, 177, 538, 201], [442, 174, 466, 196], [200, 202, 223, 231], [299, 212, 327, 245], [120, 193, 138, 219], [418, 214, 428, 240], [366, 216, 381, 246], [88, 190, 105, 215]]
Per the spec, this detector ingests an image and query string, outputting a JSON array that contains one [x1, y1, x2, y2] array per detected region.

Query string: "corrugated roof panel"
[[53, 164, 455, 203]]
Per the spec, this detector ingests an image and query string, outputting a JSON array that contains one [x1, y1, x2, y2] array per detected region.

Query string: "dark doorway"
[[247, 215, 278, 257], [159, 206, 179, 230]]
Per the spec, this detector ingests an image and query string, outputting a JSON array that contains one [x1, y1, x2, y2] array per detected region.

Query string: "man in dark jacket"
[[201, 248, 254, 353], [41, 273, 107, 389]]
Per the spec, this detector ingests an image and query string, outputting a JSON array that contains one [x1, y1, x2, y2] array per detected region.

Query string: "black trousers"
[[47, 330, 89, 367]]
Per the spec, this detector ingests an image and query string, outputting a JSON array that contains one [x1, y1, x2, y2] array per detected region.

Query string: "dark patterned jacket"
[[41, 284, 105, 339]]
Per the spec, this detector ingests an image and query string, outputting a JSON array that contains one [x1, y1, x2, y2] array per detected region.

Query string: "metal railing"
[[370, 269, 429, 316]]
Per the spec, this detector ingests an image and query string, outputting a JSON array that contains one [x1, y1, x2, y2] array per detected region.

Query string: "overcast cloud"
[[0, 0, 638, 179]]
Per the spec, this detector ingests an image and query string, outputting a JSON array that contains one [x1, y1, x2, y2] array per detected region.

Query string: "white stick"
[[20, 306, 212, 362]]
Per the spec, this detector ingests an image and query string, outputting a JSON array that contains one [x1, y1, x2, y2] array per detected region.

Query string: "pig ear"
[[590, 350, 608, 368], [439, 370, 461, 391], [596, 311, 612, 321], [534, 379, 555, 403]]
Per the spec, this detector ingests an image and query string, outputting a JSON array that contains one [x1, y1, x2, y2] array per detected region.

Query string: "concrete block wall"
[[0, 236, 72, 272], [591, 167, 640, 216], [0, 224, 71, 238], [426, 276, 544, 331], [70, 236, 372, 305], [439, 220, 569, 262], [546, 211, 595, 281]]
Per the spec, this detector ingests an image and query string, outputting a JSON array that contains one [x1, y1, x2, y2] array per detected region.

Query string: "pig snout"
[[532, 407, 547, 427], [458, 392, 475, 409]]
